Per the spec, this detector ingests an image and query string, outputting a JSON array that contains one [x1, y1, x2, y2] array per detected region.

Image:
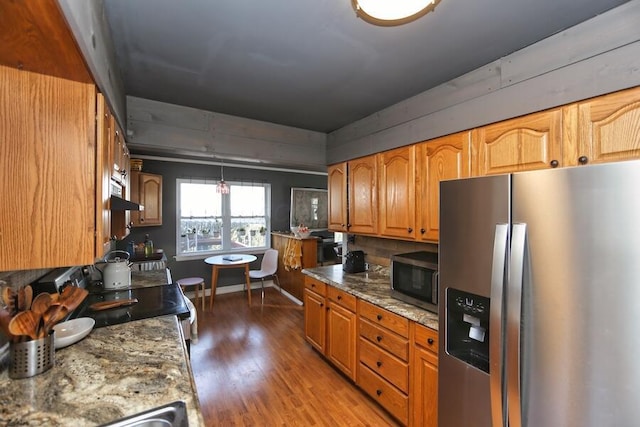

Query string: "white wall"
[[327, 0, 640, 164]]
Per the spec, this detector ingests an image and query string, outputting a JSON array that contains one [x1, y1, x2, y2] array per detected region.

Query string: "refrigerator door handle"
[[490, 223, 509, 427], [507, 223, 527, 427], [432, 271, 439, 305]]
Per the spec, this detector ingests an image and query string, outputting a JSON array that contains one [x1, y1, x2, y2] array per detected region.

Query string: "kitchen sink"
[[98, 401, 188, 427]]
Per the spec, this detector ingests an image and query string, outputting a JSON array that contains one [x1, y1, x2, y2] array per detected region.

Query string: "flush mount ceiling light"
[[352, 0, 439, 26]]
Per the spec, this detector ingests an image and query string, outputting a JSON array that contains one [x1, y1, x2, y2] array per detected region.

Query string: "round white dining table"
[[204, 254, 257, 308]]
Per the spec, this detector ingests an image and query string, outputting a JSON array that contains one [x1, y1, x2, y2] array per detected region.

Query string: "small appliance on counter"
[[343, 250, 366, 273], [390, 251, 439, 313], [94, 250, 132, 290]]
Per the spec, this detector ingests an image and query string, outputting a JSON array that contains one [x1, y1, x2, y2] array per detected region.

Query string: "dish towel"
[[180, 288, 198, 344], [283, 239, 303, 271]]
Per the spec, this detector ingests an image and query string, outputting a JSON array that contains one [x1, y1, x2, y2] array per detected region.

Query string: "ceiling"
[[104, 0, 628, 134]]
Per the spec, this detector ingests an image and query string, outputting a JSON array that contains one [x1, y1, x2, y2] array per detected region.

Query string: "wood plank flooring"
[[190, 288, 401, 426]]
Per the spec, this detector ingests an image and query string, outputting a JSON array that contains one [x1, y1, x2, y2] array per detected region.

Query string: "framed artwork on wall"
[[290, 187, 328, 231]]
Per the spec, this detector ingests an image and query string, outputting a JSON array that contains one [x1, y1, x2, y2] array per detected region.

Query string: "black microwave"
[[390, 251, 439, 313]]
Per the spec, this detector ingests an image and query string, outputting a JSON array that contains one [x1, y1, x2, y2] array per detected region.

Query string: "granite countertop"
[[302, 264, 439, 331], [0, 270, 204, 426]]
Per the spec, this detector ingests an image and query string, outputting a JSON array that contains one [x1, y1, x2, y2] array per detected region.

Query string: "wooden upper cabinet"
[[572, 86, 640, 167], [327, 162, 348, 232], [130, 172, 163, 227], [348, 155, 377, 234], [0, 65, 96, 270], [378, 146, 416, 239], [473, 108, 563, 176], [0, 0, 92, 84], [416, 132, 471, 242], [96, 94, 114, 258]]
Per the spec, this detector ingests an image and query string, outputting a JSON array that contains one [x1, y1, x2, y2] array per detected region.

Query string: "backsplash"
[[0, 268, 51, 290], [346, 235, 438, 267]]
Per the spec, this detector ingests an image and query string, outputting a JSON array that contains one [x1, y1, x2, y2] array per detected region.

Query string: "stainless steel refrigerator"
[[438, 160, 640, 427]]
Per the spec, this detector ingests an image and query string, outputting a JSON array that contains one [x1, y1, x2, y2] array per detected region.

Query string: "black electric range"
[[71, 283, 190, 329]]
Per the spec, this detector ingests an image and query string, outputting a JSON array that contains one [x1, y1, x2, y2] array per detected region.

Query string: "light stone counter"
[[0, 315, 204, 426], [302, 264, 439, 331]]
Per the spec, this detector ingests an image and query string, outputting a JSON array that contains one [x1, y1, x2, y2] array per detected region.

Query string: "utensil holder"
[[9, 331, 55, 379]]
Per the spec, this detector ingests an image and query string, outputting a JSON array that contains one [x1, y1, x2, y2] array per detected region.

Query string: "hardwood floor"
[[190, 288, 401, 426]]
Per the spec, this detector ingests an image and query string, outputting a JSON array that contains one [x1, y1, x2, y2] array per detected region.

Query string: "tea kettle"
[[97, 250, 132, 290]]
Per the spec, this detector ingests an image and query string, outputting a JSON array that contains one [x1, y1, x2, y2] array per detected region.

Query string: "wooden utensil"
[[8, 310, 40, 340], [42, 303, 68, 334], [23, 285, 33, 311], [0, 306, 16, 341], [2, 286, 16, 315], [31, 292, 52, 315], [89, 298, 138, 311], [58, 285, 89, 312]]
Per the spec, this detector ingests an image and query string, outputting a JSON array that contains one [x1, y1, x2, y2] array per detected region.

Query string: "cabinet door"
[[96, 94, 113, 256], [348, 155, 377, 234], [473, 108, 563, 176], [327, 162, 348, 232], [412, 346, 438, 427], [378, 146, 416, 239], [416, 132, 471, 242], [131, 172, 163, 226], [573, 86, 640, 166], [327, 301, 357, 381], [304, 289, 326, 353]]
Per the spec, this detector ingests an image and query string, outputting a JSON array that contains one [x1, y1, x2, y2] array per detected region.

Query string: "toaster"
[[343, 250, 366, 273]]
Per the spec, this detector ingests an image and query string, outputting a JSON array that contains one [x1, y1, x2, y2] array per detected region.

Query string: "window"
[[176, 179, 271, 259]]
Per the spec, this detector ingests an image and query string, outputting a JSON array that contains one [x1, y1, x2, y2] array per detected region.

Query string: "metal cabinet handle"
[[407, 227, 413, 233], [376, 390, 382, 396], [376, 361, 382, 367], [550, 159, 559, 168], [427, 338, 434, 345], [376, 335, 382, 342], [376, 314, 382, 321], [420, 228, 426, 234], [337, 295, 342, 300], [578, 156, 589, 165]]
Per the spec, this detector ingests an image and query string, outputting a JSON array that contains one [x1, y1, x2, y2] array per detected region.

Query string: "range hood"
[[110, 195, 144, 211]]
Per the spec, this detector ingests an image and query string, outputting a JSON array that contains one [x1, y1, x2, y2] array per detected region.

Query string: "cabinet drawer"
[[360, 319, 409, 361], [414, 323, 439, 357], [328, 286, 357, 312], [358, 363, 409, 425], [359, 299, 409, 338], [304, 277, 327, 296], [359, 337, 409, 393]]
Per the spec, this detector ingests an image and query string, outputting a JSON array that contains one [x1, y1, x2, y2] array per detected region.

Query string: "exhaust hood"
[[110, 195, 144, 211]]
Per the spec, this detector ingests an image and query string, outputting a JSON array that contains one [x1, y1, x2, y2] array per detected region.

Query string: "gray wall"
[[118, 158, 327, 289]]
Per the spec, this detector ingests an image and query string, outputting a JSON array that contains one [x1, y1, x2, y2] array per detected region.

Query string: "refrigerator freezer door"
[[439, 174, 510, 427], [512, 160, 640, 427]]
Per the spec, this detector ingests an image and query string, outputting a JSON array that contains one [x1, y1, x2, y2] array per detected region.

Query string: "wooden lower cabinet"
[[304, 285, 326, 354], [327, 299, 357, 381], [303, 278, 440, 426], [273, 233, 318, 301], [357, 299, 410, 425], [304, 277, 357, 381], [411, 323, 439, 427]]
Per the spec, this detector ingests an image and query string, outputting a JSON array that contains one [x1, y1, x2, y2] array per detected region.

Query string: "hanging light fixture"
[[216, 159, 230, 194], [351, 0, 438, 26]]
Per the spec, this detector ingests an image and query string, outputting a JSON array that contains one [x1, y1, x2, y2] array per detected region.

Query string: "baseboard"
[[183, 281, 303, 305]]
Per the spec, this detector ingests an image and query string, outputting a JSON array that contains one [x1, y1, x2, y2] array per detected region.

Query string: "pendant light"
[[216, 159, 230, 194], [351, 0, 438, 26]]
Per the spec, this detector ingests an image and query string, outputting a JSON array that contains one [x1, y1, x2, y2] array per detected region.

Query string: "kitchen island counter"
[[0, 315, 204, 426], [303, 263, 439, 330]]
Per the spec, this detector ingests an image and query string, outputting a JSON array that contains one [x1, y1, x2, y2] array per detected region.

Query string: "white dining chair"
[[249, 249, 281, 303]]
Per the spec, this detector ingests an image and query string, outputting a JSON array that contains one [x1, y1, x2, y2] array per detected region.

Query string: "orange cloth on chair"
[[283, 238, 302, 271]]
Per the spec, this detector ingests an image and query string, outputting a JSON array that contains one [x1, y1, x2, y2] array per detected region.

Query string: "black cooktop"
[[71, 283, 190, 328]]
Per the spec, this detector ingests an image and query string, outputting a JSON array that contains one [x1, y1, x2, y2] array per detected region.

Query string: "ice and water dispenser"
[[446, 288, 490, 373]]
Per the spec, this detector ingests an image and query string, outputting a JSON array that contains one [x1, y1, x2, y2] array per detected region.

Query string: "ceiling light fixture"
[[351, 0, 439, 26], [216, 159, 230, 194]]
